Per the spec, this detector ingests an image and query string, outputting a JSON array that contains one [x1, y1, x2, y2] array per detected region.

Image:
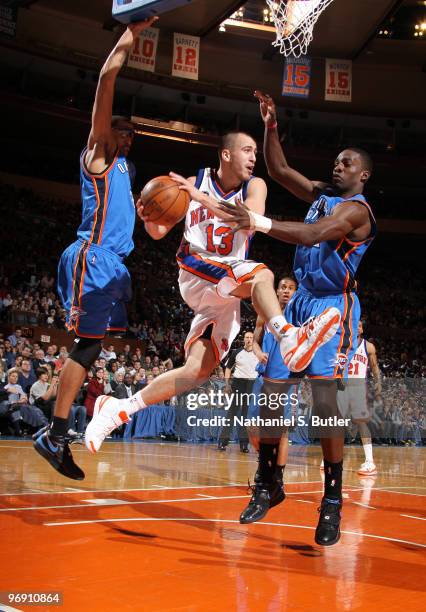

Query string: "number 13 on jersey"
[[206, 225, 234, 256]]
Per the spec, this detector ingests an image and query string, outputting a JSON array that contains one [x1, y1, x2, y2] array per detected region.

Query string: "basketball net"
[[267, 0, 335, 57]]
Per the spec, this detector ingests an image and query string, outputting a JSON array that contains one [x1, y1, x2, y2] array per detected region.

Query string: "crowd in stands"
[[0, 333, 181, 437], [0, 180, 425, 442]]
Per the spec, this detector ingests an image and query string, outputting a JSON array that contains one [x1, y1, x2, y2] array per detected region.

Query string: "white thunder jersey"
[[179, 168, 252, 264], [348, 339, 369, 379]]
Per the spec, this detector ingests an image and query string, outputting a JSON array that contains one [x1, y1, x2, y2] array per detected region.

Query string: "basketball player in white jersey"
[[339, 320, 381, 474], [85, 132, 340, 452], [322, 320, 381, 475]]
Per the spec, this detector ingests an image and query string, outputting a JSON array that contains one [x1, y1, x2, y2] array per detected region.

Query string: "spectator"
[[32, 348, 47, 370], [84, 368, 105, 419], [111, 371, 124, 391], [113, 373, 137, 400], [29, 368, 58, 420], [4, 368, 47, 433], [101, 344, 117, 361], [7, 328, 23, 347], [18, 358, 37, 395], [3, 339, 15, 369]]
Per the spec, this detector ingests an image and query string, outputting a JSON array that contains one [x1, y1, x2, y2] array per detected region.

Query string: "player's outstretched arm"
[[218, 198, 371, 246], [87, 19, 157, 163], [254, 91, 326, 204], [253, 316, 268, 365]]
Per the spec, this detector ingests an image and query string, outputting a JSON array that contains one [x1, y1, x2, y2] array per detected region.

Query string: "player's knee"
[[69, 336, 102, 370], [252, 267, 274, 286]]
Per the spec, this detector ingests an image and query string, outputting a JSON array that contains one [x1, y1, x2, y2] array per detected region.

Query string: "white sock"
[[267, 315, 290, 340], [362, 440, 373, 463], [123, 392, 147, 416]]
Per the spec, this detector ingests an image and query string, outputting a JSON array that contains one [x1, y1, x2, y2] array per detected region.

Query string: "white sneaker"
[[280, 307, 341, 373], [320, 459, 324, 471], [357, 461, 377, 476], [85, 395, 130, 454]]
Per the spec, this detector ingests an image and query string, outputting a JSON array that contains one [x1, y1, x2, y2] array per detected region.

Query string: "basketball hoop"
[[267, 0, 335, 57]]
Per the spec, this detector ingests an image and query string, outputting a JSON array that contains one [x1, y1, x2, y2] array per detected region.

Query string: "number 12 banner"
[[172, 33, 200, 80], [325, 59, 352, 102], [128, 27, 159, 73], [282, 57, 312, 99]]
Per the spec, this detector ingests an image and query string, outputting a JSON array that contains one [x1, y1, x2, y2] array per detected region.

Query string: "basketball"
[[140, 175, 190, 225]]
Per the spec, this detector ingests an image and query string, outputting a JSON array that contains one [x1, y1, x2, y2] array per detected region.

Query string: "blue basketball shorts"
[[285, 288, 361, 378], [58, 239, 132, 338]]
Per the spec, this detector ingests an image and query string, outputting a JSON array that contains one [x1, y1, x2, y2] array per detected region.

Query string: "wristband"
[[250, 211, 272, 234], [267, 122, 278, 129]]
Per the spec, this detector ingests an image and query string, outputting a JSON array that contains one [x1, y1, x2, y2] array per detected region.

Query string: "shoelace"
[[247, 479, 256, 496], [297, 315, 320, 340]]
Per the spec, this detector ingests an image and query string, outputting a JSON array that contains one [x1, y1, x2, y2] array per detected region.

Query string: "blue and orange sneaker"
[[33, 429, 85, 480]]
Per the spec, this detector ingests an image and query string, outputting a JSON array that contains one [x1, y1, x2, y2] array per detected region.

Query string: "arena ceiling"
[[7, 0, 426, 64]]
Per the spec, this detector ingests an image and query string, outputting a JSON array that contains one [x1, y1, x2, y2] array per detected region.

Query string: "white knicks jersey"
[[347, 339, 369, 379], [181, 168, 253, 262]]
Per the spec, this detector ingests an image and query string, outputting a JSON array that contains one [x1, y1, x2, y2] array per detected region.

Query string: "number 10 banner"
[[172, 33, 200, 80], [325, 59, 352, 102], [282, 57, 312, 99], [128, 27, 159, 73]]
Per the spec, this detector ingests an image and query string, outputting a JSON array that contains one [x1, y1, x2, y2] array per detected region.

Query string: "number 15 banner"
[[128, 27, 159, 73], [325, 59, 352, 102], [282, 57, 311, 99]]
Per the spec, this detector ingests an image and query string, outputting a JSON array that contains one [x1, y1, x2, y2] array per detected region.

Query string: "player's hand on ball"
[[169, 172, 200, 201], [254, 90, 277, 127], [135, 197, 150, 222]]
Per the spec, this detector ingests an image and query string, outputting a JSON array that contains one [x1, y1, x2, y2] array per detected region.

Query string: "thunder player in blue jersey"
[[241, 276, 298, 524], [33, 18, 157, 480], [219, 91, 376, 546]]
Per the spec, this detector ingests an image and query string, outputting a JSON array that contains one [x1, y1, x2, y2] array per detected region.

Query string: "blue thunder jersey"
[[78, 148, 135, 259], [294, 192, 376, 295]]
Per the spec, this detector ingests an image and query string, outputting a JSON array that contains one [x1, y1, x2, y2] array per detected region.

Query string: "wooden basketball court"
[[0, 441, 424, 611]]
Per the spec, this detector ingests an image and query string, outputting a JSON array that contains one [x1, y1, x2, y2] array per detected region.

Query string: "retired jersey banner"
[[325, 59, 352, 102], [128, 27, 159, 72], [282, 57, 311, 98], [172, 33, 200, 80], [0, 3, 17, 38]]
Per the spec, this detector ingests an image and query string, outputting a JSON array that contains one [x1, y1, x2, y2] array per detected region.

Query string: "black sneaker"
[[269, 481, 285, 508], [34, 431, 85, 480], [218, 441, 228, 451], [32, 425, 49, 440], [315, 498, 342, 546], [240, 445, 249, 454], [253, 468, 285, 509], [240, 484, 271, 524]]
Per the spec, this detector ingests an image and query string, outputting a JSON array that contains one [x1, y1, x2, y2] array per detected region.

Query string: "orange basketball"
[[140, 176, 190, 225]]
